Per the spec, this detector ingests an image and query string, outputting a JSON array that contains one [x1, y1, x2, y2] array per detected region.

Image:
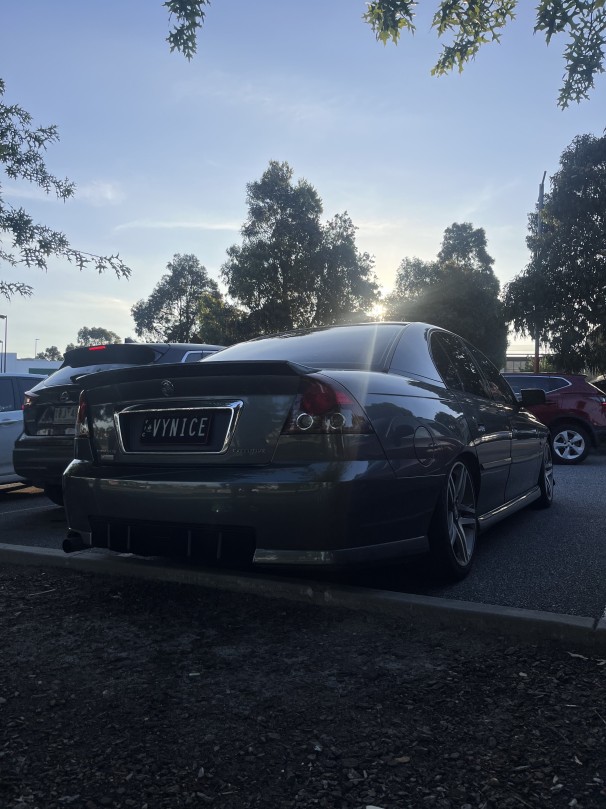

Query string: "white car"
[[0, 374, 45, 484]]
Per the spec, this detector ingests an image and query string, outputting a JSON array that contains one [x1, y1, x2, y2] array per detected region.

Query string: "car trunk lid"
[[80, 361, 317, 467]]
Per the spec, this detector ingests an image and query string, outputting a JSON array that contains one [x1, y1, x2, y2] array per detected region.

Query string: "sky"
[[1, 0, 605, 358]]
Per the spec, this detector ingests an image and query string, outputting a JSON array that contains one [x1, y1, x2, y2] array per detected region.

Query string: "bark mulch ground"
[[1, 564, 605, 809]]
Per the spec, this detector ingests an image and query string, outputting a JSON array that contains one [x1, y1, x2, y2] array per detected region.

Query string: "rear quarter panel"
[[321, 370, 470, 476]]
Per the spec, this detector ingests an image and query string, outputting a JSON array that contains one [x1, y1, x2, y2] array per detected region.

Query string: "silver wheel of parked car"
[[429, 460, 477, 581], [533, 442, 554, 508], [551, 423, 589, 465]]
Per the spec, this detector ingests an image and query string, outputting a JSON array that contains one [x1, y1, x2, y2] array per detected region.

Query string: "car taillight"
[[22, 394, 36, 411], [88, 345, 107, 352], [282, 377, 373, 435], [75, 392, 89, 437]]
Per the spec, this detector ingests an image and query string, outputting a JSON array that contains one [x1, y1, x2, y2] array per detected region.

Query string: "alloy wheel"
[[552, 428, 587, 463], [446, 462, 477, 566]]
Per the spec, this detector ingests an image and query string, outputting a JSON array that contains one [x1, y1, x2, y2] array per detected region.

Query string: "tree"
[[64, 326, 122, 353], [314, 212, 379, 326], [197, 289, 251, 345], [132, 253, 220, 343], [221, 161, 378, 334], [0, 80, 130, 300], [171, 1, 606, 107], [36, 345, 62, 361], [505, 133, 606, 371], [385, 223, 508, 366]]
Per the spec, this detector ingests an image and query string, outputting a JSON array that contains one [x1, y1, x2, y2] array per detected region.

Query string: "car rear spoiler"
[[77, 360, 320, 391]]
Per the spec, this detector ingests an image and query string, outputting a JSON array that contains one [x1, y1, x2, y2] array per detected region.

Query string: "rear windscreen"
[[33, 345, 162, 388], [203, 324, 407, 370]]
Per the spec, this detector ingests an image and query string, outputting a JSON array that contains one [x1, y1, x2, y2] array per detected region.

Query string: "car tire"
[[551, 423, 590, 465], [44, 483, 64, 507], [428, 459, 477, 582], [533, 442, 554, 509]]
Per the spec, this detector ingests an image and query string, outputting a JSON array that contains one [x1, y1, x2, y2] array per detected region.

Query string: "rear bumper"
[[13, 435, 73, 487], [63, 460, 439, 567]]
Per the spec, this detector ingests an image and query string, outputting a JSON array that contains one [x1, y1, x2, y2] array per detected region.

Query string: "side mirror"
[[520, 388, 546, 406]]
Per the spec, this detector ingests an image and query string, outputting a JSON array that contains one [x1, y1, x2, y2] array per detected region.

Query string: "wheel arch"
[[456, 450, 481, 498]]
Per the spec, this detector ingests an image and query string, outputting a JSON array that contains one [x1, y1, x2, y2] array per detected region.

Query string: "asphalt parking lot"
[[2, 452, 606, 626]]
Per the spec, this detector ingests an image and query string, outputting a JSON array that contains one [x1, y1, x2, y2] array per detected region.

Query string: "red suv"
[[503, 373, 606, 464]]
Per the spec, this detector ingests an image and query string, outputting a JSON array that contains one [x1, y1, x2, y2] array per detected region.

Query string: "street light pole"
[[534, 171, 547, 373], [34, 338, 39, 358], [0, 315, 6, 373]]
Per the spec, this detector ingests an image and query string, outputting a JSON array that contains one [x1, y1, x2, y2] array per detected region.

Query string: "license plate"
[[140, 411, 212, 445], [53, 405, 78, 424]]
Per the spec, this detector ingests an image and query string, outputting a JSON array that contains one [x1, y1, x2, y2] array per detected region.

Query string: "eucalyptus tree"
[[221, 161, 378, 335], [386, 223, 507, 367], [132, 254, 220, 343], [505, 133, 606, 370]]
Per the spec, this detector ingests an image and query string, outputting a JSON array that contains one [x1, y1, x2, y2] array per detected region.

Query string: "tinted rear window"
[[203, 325, 406, 370], [64, 344, 159, 368], [33, 345, 162, 388]]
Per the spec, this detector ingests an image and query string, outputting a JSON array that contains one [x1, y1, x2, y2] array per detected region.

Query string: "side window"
[[0, 378, 16, 412], [181, 352, 204, 363], [468, 347, 516, 405], [548, 377, 571, 392], [430, 334, 462, 391], [433, 333, 487, 398]]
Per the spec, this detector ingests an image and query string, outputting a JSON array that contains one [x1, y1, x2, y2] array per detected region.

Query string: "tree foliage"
[[385, 223, 508, 366], [197, 289, 253, 345], [505, 132, 606, 371], [221, 161, 378, 335], [0, 80, 130, 300], [36, 345, 62, 361], [171, 1, 606, 107], [132, 253, 220, 343], [64, 326, 122, 354]]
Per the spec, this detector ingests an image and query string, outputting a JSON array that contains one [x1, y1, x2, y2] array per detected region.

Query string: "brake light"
[[88, 345, 107, 352], [75, 392, 89, 437], [282, 377, 373, 435], [22, 394, 36, 411]]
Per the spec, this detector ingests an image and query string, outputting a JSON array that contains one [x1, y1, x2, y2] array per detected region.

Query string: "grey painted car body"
[[62, 323, 549, 569]]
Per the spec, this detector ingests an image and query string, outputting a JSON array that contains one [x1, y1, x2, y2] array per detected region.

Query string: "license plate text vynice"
[[145, 415, 209, 440]]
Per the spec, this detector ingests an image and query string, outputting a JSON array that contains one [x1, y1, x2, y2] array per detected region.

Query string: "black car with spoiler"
[[62, 322, 553, 582], [12, 341, 224, 504]]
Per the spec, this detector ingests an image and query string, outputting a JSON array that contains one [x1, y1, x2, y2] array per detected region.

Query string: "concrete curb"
[[2, 542, 604, 650]]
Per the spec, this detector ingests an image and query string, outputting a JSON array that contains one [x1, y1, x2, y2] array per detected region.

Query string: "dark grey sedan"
[[63, 323, 553, 581]]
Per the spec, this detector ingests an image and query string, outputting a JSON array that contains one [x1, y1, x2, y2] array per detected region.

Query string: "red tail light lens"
[[75, 392, 89, 437], [282, 377, 373, 435], [22, 394, 36, 411], [88, 345, 107, 352]]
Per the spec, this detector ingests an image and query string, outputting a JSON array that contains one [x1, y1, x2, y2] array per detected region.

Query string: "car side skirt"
[[477, 486, 541, 531]]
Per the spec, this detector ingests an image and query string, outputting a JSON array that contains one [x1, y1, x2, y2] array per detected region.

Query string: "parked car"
[[13, 342, 224, 504], [502, 372, 606, 465], [62, 322, 552, 582], [0, 373, 45, 485], [591, 374, 606, 394]]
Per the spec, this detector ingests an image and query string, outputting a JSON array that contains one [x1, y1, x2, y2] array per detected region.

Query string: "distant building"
[[503, 351, 551, 373], [1, 352, 61, 376]]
